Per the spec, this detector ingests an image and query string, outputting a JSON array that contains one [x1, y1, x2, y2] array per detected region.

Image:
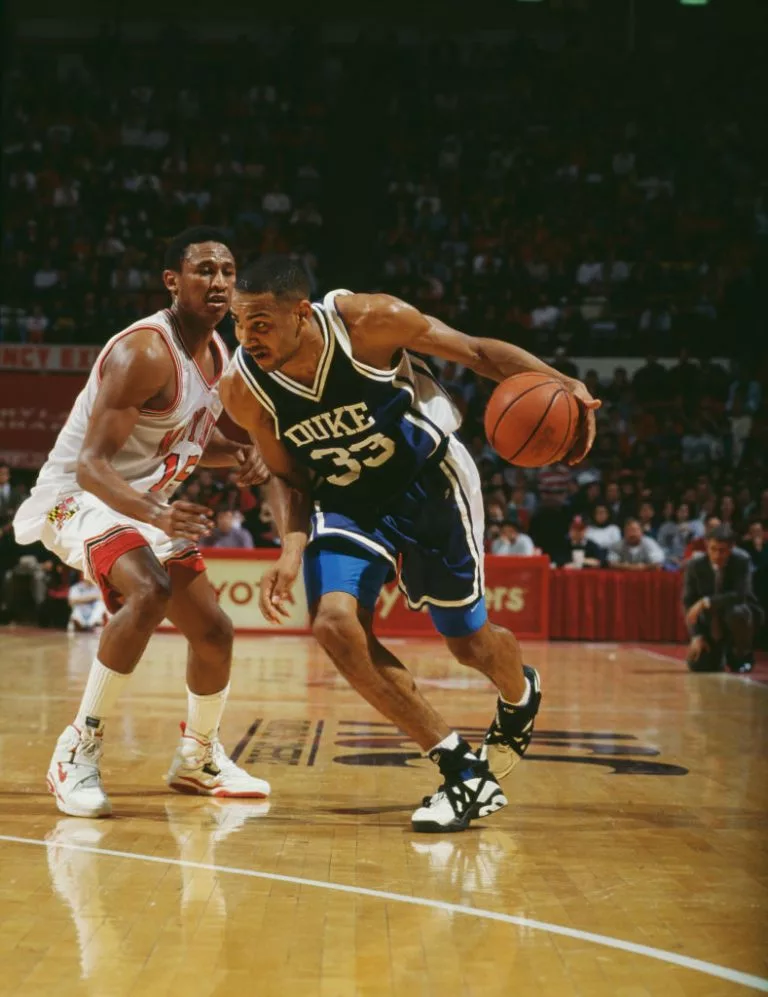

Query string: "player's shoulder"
[[99, 320, 177, 394], [334, 291, 419, 332]]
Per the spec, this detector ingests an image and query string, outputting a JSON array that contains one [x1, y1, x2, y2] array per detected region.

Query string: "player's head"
[[162, 227, 236, 325], [230, 256, 312, 371]]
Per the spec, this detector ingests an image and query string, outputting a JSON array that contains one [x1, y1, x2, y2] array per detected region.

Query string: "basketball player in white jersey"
[[13, 227, 271, 817]]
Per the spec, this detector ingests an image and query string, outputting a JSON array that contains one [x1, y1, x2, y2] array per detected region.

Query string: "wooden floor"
[[0, 631, 766, 997]]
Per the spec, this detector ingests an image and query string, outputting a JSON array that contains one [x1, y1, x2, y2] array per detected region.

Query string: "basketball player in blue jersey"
[[222, 257, 599, 832]]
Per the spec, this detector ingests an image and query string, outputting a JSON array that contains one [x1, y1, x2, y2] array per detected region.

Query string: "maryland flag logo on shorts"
[[47, 496, 79, 530]]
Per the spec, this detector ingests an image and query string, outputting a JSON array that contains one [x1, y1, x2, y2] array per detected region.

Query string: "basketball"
[[484, 372, 579, 467]]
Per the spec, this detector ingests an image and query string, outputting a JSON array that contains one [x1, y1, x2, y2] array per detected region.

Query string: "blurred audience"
[[201, 509, 254, 550]]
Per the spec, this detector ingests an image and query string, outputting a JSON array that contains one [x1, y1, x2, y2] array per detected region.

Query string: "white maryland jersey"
[[20, 308, 227, 528]]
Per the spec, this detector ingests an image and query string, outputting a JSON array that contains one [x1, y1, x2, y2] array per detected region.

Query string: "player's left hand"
[[234, 445, 270, 487], [563, 381, 601, 465]]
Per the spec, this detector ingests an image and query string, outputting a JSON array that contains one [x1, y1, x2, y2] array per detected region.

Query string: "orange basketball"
[[484, 372, 579, 467]]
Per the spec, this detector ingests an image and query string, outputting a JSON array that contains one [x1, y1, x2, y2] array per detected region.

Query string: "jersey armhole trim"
[[325, 291, 401, 382], [235, 349, 281, 440], [96, 324, 183, 419]]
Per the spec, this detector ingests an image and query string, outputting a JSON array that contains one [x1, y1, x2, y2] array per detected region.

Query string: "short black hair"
[[235, 255, 311, 300], [709, 524, 735, 544], [163, 226, 231, 271]]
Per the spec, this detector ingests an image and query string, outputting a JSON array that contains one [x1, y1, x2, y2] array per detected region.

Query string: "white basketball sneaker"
[[46, 724, 112, 819], [166, 724, 271, 798]]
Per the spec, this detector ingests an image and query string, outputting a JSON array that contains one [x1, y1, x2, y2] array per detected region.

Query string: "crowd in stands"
[[2, 27, 764, 359]]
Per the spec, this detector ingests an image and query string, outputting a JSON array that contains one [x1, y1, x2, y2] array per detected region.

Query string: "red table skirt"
[[549, 569, 688, 643]]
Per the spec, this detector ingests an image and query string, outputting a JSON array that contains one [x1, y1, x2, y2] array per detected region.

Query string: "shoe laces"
[[211, 737, 237, 774], [71, 733, 103, 788]]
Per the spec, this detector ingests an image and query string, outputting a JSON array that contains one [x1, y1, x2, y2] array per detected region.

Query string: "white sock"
[[186, 684, 229, 741], [74, 658, 130, 733], [428, 730, 470, 755], [502, 677, 531, 708]]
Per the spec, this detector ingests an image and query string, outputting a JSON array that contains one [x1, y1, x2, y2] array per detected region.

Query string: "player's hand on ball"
[[259, 556, 299, 624], [156, 501, 213, 541], [234, 445, 270, 487], [564, 381, 601, 465]]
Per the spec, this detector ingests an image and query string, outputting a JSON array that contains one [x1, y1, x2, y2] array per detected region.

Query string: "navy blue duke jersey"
[[235, 290, 462, 513]]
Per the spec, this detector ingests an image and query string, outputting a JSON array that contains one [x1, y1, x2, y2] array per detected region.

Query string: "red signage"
[[0, 373, 86, 467], [373, 556, 550, 640], [193, 550, 550, 640], [0, 345, 100, 372]]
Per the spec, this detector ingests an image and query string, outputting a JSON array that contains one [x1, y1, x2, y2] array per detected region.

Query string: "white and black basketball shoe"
[[411, 740, 508, 833], [480, 665, 542, 779]]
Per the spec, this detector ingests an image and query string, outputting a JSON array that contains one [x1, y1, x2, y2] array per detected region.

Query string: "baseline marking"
[[1, 834, 766, 992]]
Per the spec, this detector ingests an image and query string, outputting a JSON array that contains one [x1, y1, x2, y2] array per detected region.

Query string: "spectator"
[[554, 516, 607, 569], [742, 521, 768, 634], [196, 469, 223, 508], [682, 419, 721, 466], [550, 347, 578, 379], [201, 509, 254, 549], [530, 294, 560, 331], [683, 525, 763, 673], [67, 575, 107, 633], [536, 462, 573, 507], [490, 517, 536, 556], [604, 481, 622, 521], [251, 502, 280, 548], [632, 357, 668, 405], [742, 520, 768, 573], [719, 494, 742, 535], [726, 366, 761, 415], [529, 494, 571, 562], [585, 502, 622, 552], [607, 519, 665, 570], [657, 501, 697, 566], [683, 514, 722, 562], [638, 500, 658, 539], [0, 464, 25, 519]]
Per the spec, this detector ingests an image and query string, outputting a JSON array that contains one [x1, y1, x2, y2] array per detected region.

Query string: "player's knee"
[[196, 611, 234, 659], [447, 622, 516, 669], [312, 607, 365, 663], [126, 573, 172, 630]]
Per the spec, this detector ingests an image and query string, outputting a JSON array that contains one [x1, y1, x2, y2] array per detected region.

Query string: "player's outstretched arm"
[[341, 293, 601, 464], [198, 425, 270, 486], [220, 367, 312, 623], [77, 330, 212, 540]]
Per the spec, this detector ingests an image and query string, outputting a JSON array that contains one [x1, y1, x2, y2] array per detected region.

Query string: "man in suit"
[[0, 463, 25, 517], [554, 515, 607, 568], [683, 524, 763, 673]]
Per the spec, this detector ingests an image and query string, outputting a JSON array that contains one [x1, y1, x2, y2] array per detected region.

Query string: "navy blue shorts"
[[304, 437, 488, 637]]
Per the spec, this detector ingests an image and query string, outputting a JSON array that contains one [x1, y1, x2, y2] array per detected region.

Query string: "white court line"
[[1, 834, 766, 992]]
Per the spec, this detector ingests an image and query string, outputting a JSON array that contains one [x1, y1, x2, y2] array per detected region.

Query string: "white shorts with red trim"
[[14, 490, 205, 613]]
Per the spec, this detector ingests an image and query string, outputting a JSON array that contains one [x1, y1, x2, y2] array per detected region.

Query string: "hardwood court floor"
[[0, 631, 766, 997]]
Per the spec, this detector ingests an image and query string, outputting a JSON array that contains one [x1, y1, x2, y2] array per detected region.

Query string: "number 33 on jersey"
[[234, 289, 462, 508]]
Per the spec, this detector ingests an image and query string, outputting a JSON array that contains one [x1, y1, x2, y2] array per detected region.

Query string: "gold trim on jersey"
[[235, 348, 282, 440], [267, 304, 335, 402]]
